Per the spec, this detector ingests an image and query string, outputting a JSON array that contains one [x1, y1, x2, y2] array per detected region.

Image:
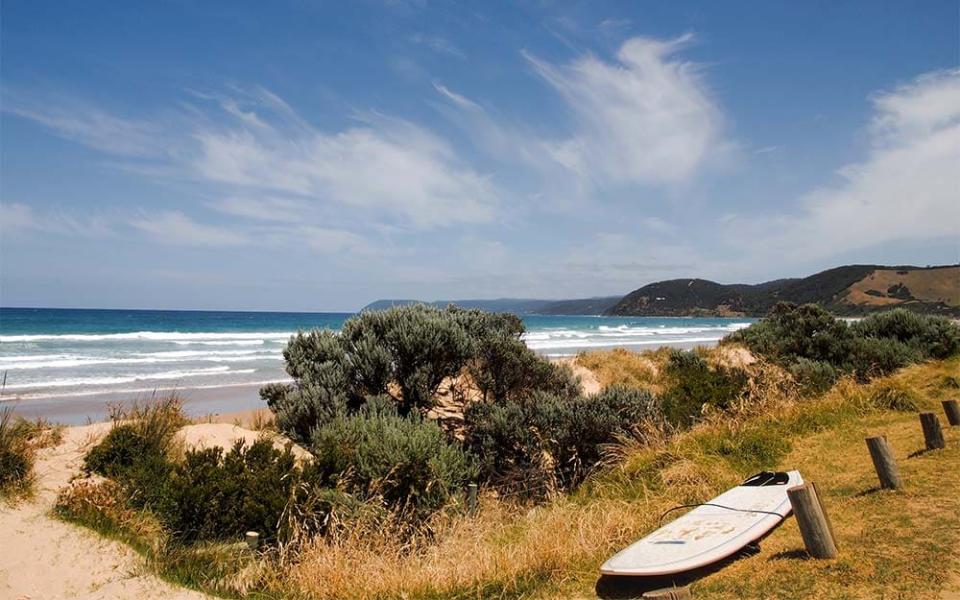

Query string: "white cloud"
[[130, 211, 247, 246], [192, 104, 498, 229], [0, 202, 114, 238], [210, 196, 308, 223], [410, 34, 465, 59], [0, 203, 35, 231], [294, 226, 374, 255], [524, 34, 736, 186], [728, 68, 960, 261], [3, 97, 164, 158]]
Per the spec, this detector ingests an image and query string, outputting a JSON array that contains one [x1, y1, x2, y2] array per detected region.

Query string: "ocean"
[[0, 308, 752, 419]]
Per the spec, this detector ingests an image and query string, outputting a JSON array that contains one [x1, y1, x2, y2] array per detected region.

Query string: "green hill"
[[607, 264, 959, 317]]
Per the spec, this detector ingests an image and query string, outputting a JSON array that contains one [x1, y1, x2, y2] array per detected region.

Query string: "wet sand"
[[3, 382, 270, 425]]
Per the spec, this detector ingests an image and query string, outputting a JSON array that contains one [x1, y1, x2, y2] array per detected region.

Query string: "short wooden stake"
[[919, 412, 946, 450], [865, 436, 902, 490], [642, 587, 692, 600], [245, 531, 260, 550], [787, 482, 838, 559], [942, 399, 960, 426], [467, 483, 478, 515]]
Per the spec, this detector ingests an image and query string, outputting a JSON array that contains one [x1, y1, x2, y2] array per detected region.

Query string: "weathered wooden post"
[[942, 399, 960, 426], [467, 482, 478, 515], [865, 436, 902, 490], [787, 481, 838, 559], [919, 412, 946, 450], [642, 587, 692, 599], [245, 531, 260, 550]]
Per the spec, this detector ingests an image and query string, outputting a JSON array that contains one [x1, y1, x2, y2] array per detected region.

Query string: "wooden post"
[[467, 483, 478, 515], [865, 436, 902, 490], [642, 587, 692, 600], [787, 482, 838, 559], [919, 412, 945, 450], [942, 399, 960, 426], [245, 531, 260, 550]]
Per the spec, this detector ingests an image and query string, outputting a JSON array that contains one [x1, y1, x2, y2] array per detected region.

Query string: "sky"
[[1, 1, 958, 312]]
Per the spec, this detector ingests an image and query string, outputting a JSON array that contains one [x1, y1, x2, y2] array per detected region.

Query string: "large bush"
[[310, 398, 476, 521], [727, 303, 854, 367], [463, 385, 659, 490], [659, 350, 749, 426], [265, 304, 575, 439], [851, 309, 960, 360]]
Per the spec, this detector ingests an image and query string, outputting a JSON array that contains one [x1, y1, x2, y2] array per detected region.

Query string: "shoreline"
[[4, 382, 271, 426]]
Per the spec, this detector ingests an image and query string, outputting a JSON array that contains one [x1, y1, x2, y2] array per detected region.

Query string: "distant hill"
[[607, 264, 960, 317], [360, 296, 621, 315]]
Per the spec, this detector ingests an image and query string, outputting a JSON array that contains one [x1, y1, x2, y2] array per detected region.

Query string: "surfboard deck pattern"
[[600, 470, 803, 576]]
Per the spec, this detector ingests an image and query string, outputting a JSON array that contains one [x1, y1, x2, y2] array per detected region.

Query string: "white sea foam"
[[0, 331, 294, 343], [5, 378, 291, 401], [172, 340, 266, 346], [2, 366, 253, 390], [0, 349, 283, 370]]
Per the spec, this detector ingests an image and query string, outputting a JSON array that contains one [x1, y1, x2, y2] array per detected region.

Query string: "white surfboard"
[[600, 470, 802, 576]]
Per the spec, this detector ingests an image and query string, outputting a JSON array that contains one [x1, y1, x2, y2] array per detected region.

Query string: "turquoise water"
[[0, 307, 753, 401]]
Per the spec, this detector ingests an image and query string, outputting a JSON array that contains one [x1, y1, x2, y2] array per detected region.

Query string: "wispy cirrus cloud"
[[130, 211, 247, 246], [524, 34, 737, 186], [410, 33, 465, 59], [2, 92, 167, 158]]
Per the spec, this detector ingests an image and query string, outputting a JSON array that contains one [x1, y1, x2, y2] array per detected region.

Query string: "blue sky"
[[2, 1, 958, 311]]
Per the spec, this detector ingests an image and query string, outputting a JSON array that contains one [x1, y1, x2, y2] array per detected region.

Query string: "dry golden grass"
[[575, 347, 671, 392]]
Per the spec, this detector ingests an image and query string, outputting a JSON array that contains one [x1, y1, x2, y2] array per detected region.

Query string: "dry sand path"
[[0, 423, 209, 600]]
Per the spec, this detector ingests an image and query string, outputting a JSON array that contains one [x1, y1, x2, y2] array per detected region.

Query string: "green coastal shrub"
[[788, 358, 840, 394], [162, 439, 300, 544], [85, 424, 162, 479], [310, 398, 476, 521], [342, 305, 475, 414], [267, 304, 574, 437], [463, 385, 659, 490], [852, 309, 960, 359], [726, 303, 960, 384], [260, 380, 349, 445], [848, 336, 920, 379], [469, 334, 580, 404], [659, 350, 749, 426]]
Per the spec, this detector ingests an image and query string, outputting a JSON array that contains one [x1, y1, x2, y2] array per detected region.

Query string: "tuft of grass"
[[1, 405, 64, 500], [868, 378, 922, 411]]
